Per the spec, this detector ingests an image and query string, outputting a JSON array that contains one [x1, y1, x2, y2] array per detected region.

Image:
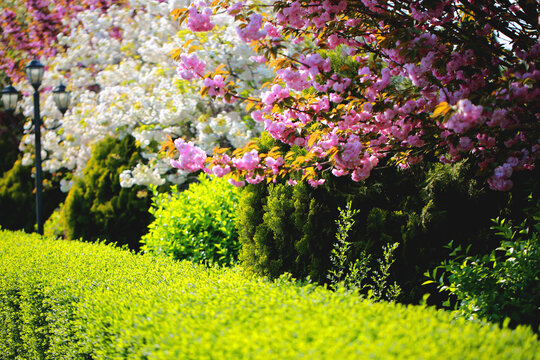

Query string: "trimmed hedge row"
[[0, 230, 538, 359]]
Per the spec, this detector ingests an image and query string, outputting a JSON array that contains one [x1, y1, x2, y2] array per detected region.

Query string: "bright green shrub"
[[44, 203, 68, 239], [430, 194, 540, 331], [60, 135, 152, 251], [0, 230, 538, 359], [141, 173, 240, 266]]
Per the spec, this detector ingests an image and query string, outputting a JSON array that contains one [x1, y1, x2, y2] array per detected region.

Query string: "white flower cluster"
[[16, 0, 270, 190]]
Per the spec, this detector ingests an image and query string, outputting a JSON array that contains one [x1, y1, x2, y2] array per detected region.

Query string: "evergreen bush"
[[142, 173, 241, 266], [0, 157, 63, 233], [238, 180, 336, 283], [0, 110, 23, 176], [0, 158, 33, 232], [60, 135, 152, 251], [237, 155, 528, 304]]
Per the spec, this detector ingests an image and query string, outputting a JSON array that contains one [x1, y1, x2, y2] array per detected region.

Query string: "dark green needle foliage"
[[0, 157, 63, 233], [60, 135, 152, 251]]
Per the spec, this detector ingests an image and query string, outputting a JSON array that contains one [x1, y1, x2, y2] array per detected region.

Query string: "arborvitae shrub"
[[60, 135, 152, 251], [0, 158, 34, 232], [0, 111, 23, 176], [237, 156, 529, 304], [0, 157, 63, 232], [238, 181, 336, 282], [142, 173, 241, 266]]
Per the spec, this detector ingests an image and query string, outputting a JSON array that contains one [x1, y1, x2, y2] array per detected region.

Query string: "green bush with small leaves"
[[43, 202, 68, 239], [328, 202, 402, 302], [142, 173, 240, 266], [429, 194, 540, 331], [0, 230, 538, 359]]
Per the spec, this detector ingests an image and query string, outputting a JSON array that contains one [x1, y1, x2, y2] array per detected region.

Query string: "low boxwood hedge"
[[0, 230, 538, 359]]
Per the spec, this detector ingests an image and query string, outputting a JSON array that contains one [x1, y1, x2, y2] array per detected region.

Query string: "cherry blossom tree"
[[8, 0, 271, 190], [0, 0, 121, 81], [168, 0, 539, 191]]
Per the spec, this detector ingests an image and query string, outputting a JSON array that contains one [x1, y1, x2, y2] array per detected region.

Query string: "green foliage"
[[0, 157, 64, 233], [60, 135, 152, 251], [43, 203, 68, 239], [328, 202, 402, 302], [371, 242, 402, 301], [0, 157, 33, 232], [0, 230, 538, 359], [328, 201, 361, 287], [428, 194, 540, 331], [238, 180, 336, 283], [237, 158, 530, 304], [141, 173, 241, 266], [0, 111, 23, 176]]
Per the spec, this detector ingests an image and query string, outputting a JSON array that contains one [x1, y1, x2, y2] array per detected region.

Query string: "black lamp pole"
[[26, 59, 45, 235], [33, 89, 43, 234], [2, 59, 70, 235]]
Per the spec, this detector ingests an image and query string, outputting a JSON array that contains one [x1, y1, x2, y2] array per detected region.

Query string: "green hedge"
[[0, 230, 538, 359]]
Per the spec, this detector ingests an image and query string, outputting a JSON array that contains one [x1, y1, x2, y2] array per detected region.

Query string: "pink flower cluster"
[[237, 13, 266, 42], [261, 85, 290, 108], [232, 150, 264, 185], [232, 150, 260, 171], [204, 75, 226, 96], [170, 138, 207, 173], [172, 0, 539, 191], [186, 3, 214, 32], [276, 68, 310, 91], [444, 99, 484, 134], [177, 54, 206, 80], [488, 162, 514, 191], [211, 154, 232, 177]]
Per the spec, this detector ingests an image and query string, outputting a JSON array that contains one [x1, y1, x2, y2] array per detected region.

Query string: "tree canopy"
[[168, 0, 539, 191]]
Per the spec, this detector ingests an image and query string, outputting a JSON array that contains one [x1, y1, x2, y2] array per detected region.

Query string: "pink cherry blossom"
[[170, 139, 207, 173], [187, 4, 215, 32], [177, 54, 206, 80], [232, 150, 260, 171]]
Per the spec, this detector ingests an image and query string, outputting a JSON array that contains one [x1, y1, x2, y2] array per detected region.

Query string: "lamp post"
[[1, 84, 20, 112], [52, 83, 70, 115], [1, 59, 70, 235]]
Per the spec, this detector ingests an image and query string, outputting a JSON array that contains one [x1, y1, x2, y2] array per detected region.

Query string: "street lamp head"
[[25, 59, 45, 89], [53, 83, 70, 115], [1, 84, 20, 112]]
